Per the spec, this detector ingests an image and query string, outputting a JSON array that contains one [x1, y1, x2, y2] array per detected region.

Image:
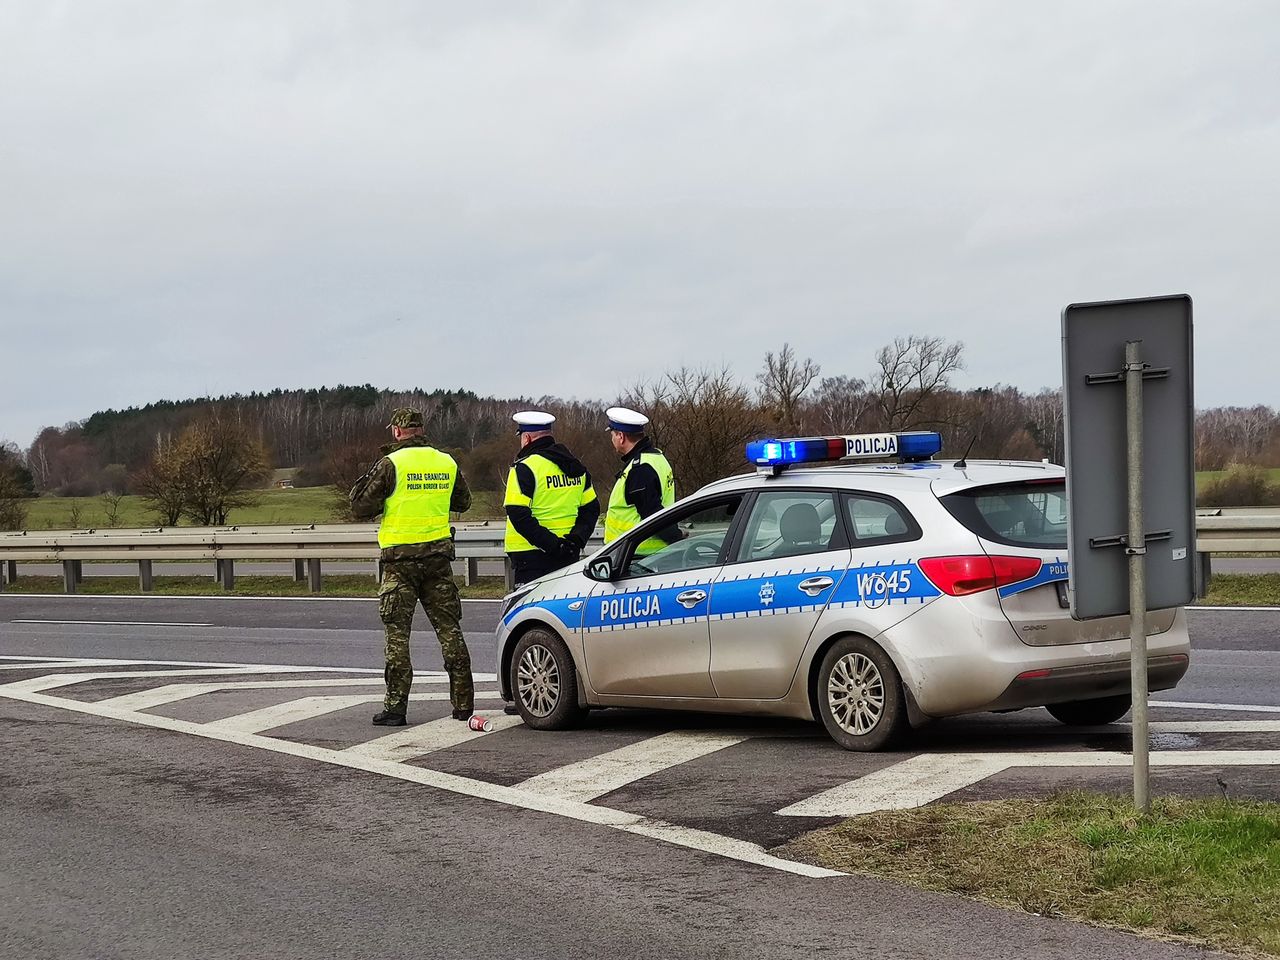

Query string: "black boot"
[[451, 708, 470, 721], [372, 710, 407, 726], [503, 703, 520, 716]]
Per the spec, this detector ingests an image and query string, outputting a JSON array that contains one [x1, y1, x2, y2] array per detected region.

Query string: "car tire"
[[815, 636, 908, 751], [1045, 695, 1132, 726], [510, 628, 586, 731]]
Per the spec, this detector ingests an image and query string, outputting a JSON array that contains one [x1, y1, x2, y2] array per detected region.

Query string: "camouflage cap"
[[387, 407, 424, 429]]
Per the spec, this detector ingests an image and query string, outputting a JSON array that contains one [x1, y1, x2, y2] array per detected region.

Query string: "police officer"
[[504, 411, 600, 587], [349, 407, 474, 726], [603, 406, 680, 553]]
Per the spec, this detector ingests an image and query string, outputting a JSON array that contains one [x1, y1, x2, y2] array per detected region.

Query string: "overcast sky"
[[2, 1, 1277, 448]]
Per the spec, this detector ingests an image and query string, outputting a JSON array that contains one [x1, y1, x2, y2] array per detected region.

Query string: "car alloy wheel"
[[815, 636, 907, 751], [827, 652, 885, 736], [517, 642, 561, 718], [508, 628, 587, 731]]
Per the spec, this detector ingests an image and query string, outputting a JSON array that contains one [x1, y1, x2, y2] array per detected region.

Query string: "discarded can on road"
[[468, 715, 493, 732]]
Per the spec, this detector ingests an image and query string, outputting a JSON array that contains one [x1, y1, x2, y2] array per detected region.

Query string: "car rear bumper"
[[984, 653, 1190, 711], [879, 599, 1192, 716]]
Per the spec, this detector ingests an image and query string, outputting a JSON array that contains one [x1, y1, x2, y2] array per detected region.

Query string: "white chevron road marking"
[[518, 731, 752, 802]]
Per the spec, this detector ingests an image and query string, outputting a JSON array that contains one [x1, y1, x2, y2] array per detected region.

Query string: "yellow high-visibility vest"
[[377, 446, 457, 548], [604, 450, 675, 553], [504, 454, 594, 552]]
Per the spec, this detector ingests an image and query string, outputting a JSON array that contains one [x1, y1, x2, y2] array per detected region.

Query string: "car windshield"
[[941, 481, 1068, 549]]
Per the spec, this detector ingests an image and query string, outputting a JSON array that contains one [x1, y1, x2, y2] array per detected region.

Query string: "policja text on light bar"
[[745, 431, 943, 473]]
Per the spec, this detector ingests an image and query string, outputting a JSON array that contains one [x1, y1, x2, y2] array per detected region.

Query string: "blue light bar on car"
[[746, 431, 943, 470]]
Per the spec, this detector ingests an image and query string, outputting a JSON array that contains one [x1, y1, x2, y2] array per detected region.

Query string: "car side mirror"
[[586, 556, 616, 582]]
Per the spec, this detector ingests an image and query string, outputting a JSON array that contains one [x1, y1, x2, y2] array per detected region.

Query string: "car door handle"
[[798, 576, 835, 597], [676, 589, 707, 608]]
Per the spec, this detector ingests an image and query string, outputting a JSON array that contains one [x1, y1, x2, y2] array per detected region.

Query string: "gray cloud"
[[3, 0, 1277, 446]]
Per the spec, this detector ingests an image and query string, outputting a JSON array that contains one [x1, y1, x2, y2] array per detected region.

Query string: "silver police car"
[[495, 431, 1190, 750]]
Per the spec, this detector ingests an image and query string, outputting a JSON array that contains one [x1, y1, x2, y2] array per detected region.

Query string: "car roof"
[[697, 459, 1066, 497]]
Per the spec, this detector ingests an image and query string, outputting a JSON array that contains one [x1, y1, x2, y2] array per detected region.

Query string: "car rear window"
[[940, 481, 1068, 549]]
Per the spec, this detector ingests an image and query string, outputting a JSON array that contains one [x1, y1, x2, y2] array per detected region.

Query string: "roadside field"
[[1196, 466, 1280, 489], [18, 488, 506, 529], [778, 792, 1280, 957], [10, 471, 1279, 530]]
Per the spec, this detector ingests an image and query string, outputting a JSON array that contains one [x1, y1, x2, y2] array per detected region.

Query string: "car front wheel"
[[1045, 695, 1131, 726], [816, 636, 907, 751], [510, 628, 586, 730]]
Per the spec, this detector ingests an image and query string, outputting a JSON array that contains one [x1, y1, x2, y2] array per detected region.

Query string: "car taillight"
[[918, 555, 1042, 596]]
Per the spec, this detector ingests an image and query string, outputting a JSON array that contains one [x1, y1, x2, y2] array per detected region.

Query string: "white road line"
[[211, 691, 506, 734], [778, 755, 1014, 818], [1151, 699, 1280, 714], [779, 749, 1280, 817], [0, 659, 163, 672], [1190, 605, 1280, 612], [0, 655, 387, 673], [0, 660, 498, 694], [95, 676, 452, 712], [518, 731, 752, 802], [1150, 720, 1280, 732], [0, 684, 839, 879], [345, 713, 524, 762], [0, 667, 301, 693], [9, 619, 214, 627], [210, 695, 389, 733]]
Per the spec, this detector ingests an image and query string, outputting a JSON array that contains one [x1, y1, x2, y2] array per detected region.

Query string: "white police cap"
[[605, 406, 649, 433], [513, 410, 556, 433]]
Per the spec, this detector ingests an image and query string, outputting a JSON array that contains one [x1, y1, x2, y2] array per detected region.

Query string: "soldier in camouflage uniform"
[[349, 407, 474, 725]]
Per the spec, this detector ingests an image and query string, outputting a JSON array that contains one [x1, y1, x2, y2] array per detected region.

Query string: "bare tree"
[[0, 470, 27, 531], [1026, 389, 1064, 464], [179, 414, 271, 526], [134, 443, 188, 526], [809, 375, 874, 434], [871, 336, 965, 431], [757, 344, 820, 434], [67, 501, 86, 529], [101, 492, 125, 528], [325, 440, 383, 521]]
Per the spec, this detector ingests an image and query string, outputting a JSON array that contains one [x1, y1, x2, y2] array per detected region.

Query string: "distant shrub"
[[1199, 463, 1280, 507]]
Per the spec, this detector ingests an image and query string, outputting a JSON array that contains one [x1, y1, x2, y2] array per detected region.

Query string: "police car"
[[495, 432, 1190, 750]]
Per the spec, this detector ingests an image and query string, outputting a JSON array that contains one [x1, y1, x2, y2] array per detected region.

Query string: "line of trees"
[[2, 336, 1278, 530]]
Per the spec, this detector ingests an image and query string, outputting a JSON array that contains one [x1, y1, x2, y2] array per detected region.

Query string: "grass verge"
[[776, 793, 1280, 956], [0, 575, 510, 600], [1196, 572, 1280, 606]]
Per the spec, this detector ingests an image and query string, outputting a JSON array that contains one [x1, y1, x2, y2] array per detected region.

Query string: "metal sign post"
[[1062, 295, 1195, 815], [1124, 340, 1151, 809]]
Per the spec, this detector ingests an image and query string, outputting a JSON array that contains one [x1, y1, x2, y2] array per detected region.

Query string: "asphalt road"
[[1, 595, 1275, 959]]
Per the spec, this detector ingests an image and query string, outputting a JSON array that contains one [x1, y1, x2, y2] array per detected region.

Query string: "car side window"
[[841, 493, 921, 547], [622, 496, 744, 578], [736, 490, 840, 562]]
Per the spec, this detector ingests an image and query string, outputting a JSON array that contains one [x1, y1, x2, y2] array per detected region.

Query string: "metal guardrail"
[[0, 516, 1272, 594], [0, 522, 605, 593]]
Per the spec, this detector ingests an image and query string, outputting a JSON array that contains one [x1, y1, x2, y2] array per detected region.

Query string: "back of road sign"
[[1061, 295, 1196, 619]]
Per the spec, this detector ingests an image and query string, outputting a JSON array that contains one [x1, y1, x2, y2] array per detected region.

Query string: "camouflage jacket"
[[348, 436, 472, 561]]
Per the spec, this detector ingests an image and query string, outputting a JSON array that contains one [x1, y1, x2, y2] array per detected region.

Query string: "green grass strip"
[[777, 792, 1280, 955], [1196, 573, 1280, 606]]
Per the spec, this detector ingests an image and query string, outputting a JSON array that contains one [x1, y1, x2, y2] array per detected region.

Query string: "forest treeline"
[[2, 337, 1279, 528]]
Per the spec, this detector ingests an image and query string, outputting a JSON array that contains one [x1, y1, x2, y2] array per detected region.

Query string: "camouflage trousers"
[[377, 555, 473, 715]]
